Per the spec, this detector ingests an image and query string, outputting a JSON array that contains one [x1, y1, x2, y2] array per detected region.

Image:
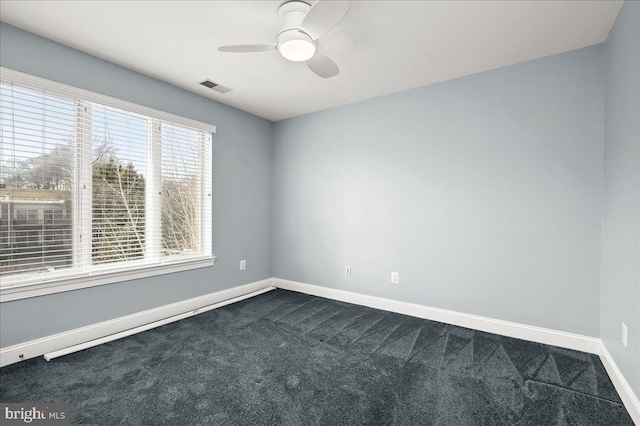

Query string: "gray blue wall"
[[273, 45, 606, 337], [0, 23, 273, 347], [601, 0, 640, 397]]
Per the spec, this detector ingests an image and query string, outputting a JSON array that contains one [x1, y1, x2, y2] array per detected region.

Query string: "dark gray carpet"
[[0, 289, 633, 425]]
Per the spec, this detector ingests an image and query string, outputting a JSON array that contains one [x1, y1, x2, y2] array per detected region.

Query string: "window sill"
[[0, 257, 216, 302]]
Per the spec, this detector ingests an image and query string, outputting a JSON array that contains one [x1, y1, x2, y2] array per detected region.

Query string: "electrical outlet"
[[240, 259, 246, 271], [345, 266, 351, 276], [622, 323, 628, 347], [391, 272, 399, 284]]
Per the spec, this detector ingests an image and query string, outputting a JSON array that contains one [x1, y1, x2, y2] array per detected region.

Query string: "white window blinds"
[[89, 105, 149, 266], [0, 84, 76, 278], [160, 123, 210, 257], [0, 69, 213, 291]]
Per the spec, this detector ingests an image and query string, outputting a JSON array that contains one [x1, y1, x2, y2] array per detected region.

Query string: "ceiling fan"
[[218, 0, 349, 79]]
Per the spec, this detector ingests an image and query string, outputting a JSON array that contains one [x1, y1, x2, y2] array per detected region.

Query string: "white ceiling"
[[0, 1, 624, 122]]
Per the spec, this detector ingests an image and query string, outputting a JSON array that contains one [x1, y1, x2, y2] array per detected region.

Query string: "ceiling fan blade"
[[218, 44, 277, 53], [306, 54, 339, 78], [300, 0, 350, 40]]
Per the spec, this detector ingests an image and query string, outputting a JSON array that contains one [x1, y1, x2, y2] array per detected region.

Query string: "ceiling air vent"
[[199, 79, 233, 94]]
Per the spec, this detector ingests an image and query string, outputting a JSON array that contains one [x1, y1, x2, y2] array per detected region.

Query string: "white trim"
[[274, 277, 640, 421], [0, 257, 216, 302], [44, 286, 275, 362], [273, 278, 601, 354], [0, 278, 273, 368], [0, 67, 217, 134], [599, 343, 640, 424]]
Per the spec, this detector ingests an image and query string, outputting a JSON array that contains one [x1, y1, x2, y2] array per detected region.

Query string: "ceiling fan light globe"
[[280, 39, 316, 62], [277, 30, 317, 62]]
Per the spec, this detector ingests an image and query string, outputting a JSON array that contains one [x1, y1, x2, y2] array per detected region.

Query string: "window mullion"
[[146, 119, 162, 261], [75, 100, 93, 273], [201, 133, 212, 256]]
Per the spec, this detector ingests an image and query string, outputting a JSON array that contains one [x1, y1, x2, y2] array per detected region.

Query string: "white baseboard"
[[0, 278, 274, 368], [599, 343, 640, 424], [2, 276, 637, 424], [273, 278, 601, 353], [273, 277, 640, 423]]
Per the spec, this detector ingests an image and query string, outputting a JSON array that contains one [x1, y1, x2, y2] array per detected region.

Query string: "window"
[[44, 209, 64, 224], [0, 68, 215, 300], [16, 209, 39, 224]]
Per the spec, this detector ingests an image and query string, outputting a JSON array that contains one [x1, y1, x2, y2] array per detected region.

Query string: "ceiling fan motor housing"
[[278, 1, 311, 31], [277, 1, 317, 62]]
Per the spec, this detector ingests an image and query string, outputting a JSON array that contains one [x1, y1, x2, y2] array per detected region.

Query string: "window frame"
[[0, 68, 216, 302]]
